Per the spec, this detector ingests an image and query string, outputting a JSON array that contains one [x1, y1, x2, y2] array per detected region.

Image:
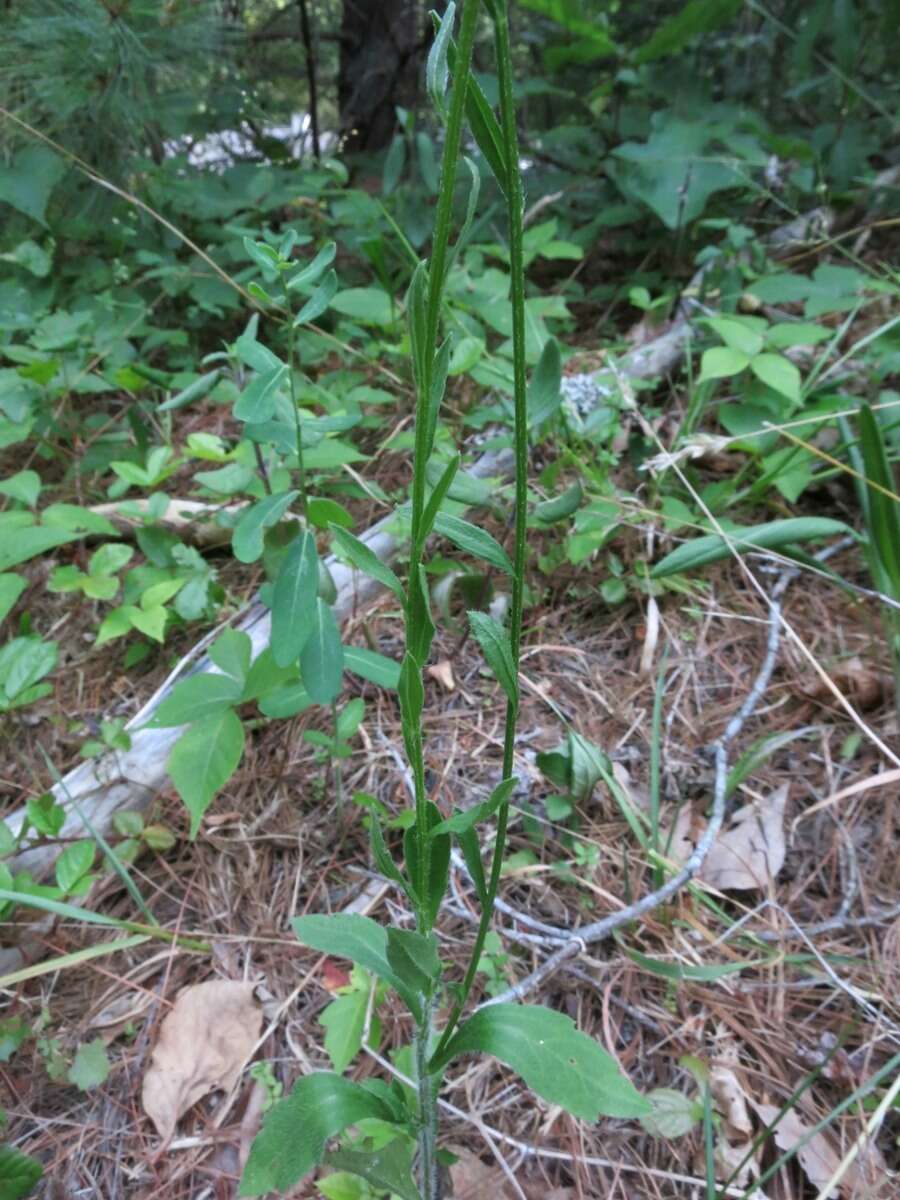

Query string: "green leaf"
[[271, 530, 320, 667], [0, 524, 80, 572], [291, 915, 421, 1018], [433, 513, 513, 574], [151, 673, 243, 727], [300, 597, 344, 705], [386, 928, 441, 996], [323, 1143, 419, 1200], [858, 404, 900, 594], [527, 336, 562, 428], [635, 0, 740, 61], [397, 652, 424, 766], [406, 261, 429, 398], [0, 144, 67, 225], [67, 1038, 110, 1091], [295, 269, 338, 326], [287, 242, 337, 292], [765, 322, 832, 349], [239, 1073, 396, 1196], [749, 353, 801, 403], [534, 482, 582, 524], [257, 682, 313, 718], [308, 497, 353, 530], [331, 288, 395, 327], [430, 777, 516, 837], [343, 646, 401, 690], [0, 573, 26, 626], [467, 611, 517, 706], [651, 517, 850, 578], [208, 629, 252, 687], [407, 564, 436, 667], [159, 369, 222, 413], [458, 826, 487, 902], [370, 818, 409, 893], [442, 28, 507, 192], [403, 801, 450, 927], [330, 526, 405, 603], [697, 346, 750, 383], [0, 1144, 43, 1198], [0, 637, 57, 707], [418, 454, 461, 549], [639, 1088, 703, 1138], [234, 365, 287, 423], [427, 1, 456, 115], [382, 135, 407, 195], [55, 841, 95, 894], [319, 987, 370, 1074], [704, 316, 765, 358], [168, 709, 245, 839], [0, 470, 41, 508], [232, 491, 298, 563], [433, 1004, 650, 1119]]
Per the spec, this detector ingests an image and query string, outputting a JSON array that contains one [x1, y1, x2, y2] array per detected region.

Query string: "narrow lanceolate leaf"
[[403, 801, 450, 927], [457, 826, 487, 902], [430, 777, 516, 838], [330, 525, 405, 602], [407, 564, 436, 667], [398, 651, 425, 767], [424, 336, 453, 459], [432, 1004, 651, 1120], [159, 369, 221, 413], [238, 1073, 396, 1196], [418, 454, 461, 550], [468, 611, 518, 706], [344, 645, 401, 690], [370, 818, 411, 896], [299, 597, 344, 704], [232, 490, 298, 563], [443, 30, 508, 193], [427, 0, 456, 116], [291, 914, 421, 1018], [534, 481, 583, 524], [286, 241, 336, 292], [168, 708, 245, 839], [527, 336, 562, 429], [433, 512, 514, 574], [294, 269, 338, 326], [271, 529, 319, 666], [858, 404, 900, 593], [233, 365, 287, 423], [406, 260, 429, 398], [650, 517, 851, 578]]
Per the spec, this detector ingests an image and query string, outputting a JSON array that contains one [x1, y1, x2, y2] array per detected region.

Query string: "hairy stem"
[[415, 996, 440, 1200], [433, 0, 528, 1060]]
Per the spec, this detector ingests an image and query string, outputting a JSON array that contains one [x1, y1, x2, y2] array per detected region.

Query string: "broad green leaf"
[[0, 524, 80, 571], [433, 1003, 650, 1119], [331, 288, 395, 327], [0, 636, 58, 706], [697, 346, 750, 383], [295, 269, 338, 325], [234, 365, 287, 423], [651, 517, 850, 577], [232, 491, 298, 563], [307, 497, 353, 530], [319, 986, 373, 1074], [271, 530, 320, 667], [258, 682, 313, 718], [291, 914, 421, 1018], [433, 512, 513, 574], [704, 316, 765, 358], [386, 928, 442, 997], [330, 526, 405, 602], [527, 336, 562, 428], [324, 1143, 419, 1200], [0, 144, 67, 225], [468, 611, 517, 706], [0, 469, 41, 508], [765, 322, 831, 349], [403, 801, 450, 927], [168, 709, 245, 838], [55, 841, 95, 894], [343, 645, 400, 690], [68, 1038, 110, 1091], [151, 673, 242, 727], [0, 573, 26, 625], [239, 1073, 396, 1196], [749, 353, 801, 403], [299, 597, 344, 704], [430, 777, 516, 837], [88, 542, 133, 577], [241, 648, 297, 702], [208, 629, 253, 687], [0, 1144, 43, 1198]]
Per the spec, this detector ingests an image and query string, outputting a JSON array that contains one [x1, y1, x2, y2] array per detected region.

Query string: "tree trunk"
[[338, 0, 423, 152]]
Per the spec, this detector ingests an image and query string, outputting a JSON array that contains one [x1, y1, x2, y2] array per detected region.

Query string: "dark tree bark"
[[338, 0, 423, 152], [297, 0, 321, 159]]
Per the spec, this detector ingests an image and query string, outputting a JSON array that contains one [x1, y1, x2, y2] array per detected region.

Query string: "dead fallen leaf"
[[449, 1149, 514, 1199], [141, 980, 263, 1142], [320, 959, 351, 992], [427, 659, 456, 692], [800, 656, 888, 711], [750, 1101, 841, 1198], [699, 785, 788, 891], [662, 802, 701, 864], [710, 1065, 753, 1141]]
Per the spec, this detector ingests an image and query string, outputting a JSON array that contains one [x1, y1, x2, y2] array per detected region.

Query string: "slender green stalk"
[[281, 278, 309, 518], [406, 0, 481, 930], [433, 0, 528, 1060], [414, 998, 439, 1199]]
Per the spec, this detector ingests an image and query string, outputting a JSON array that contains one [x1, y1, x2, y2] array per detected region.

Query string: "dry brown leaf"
[[699, 785, 788, 891], [449, 1149, 514, 1199], [141, 980, 263, 1142], [800, 656, 888, 711], [427, 659, 456, 692], [750, 1101, 841, 1198], [662, 802, 700, 864], [710, 1065, 753, 1141]]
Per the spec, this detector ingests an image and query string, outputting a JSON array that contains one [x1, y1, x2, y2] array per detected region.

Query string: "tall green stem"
[[433, 0, 528, 1060], [282, 279, 309, 518], [407, 0, 481, 930]]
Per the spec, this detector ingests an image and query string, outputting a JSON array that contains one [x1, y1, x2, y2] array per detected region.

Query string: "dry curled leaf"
[[800, 656, 888, 711], [427, 659, 456, 692], [750, 1101, 841, 1198], [449, 1149, 514, 1199], [141, 980, 263, 1142], [699, 785, 788, 891], [710, 1065, 753, 1141]]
